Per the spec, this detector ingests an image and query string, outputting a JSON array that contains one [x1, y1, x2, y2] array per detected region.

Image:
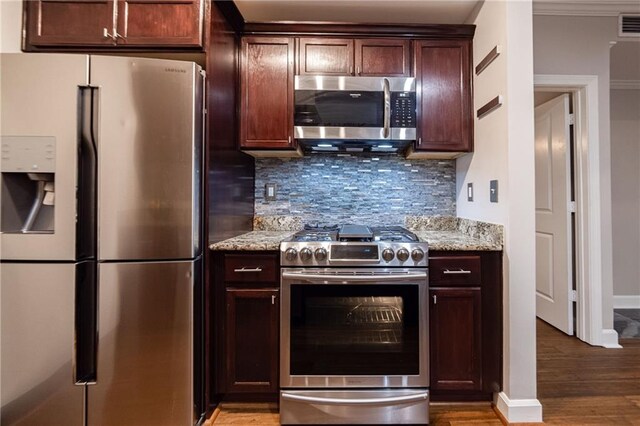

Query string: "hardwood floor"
[[537, 319, 640, 424], [207, 320, 640, 425]]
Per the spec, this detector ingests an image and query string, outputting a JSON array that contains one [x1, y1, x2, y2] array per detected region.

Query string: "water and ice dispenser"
[[1, 136, 56, 233]]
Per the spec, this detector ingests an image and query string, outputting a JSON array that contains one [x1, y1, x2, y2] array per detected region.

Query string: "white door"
[[535, 94, 573, 335]]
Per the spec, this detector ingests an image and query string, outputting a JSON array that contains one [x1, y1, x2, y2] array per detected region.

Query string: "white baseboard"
[[601, 329, 622, 348], [494, 392, 543, 423], [613, 295, 640, 309]]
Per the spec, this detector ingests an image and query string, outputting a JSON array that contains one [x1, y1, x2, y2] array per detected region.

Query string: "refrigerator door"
[[90, 56, 203, 261], [0, 263, 83, 426], [89, 261, 194, 426], [0, 53, 89, 261]]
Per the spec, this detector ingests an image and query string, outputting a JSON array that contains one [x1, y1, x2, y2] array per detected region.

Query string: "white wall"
[[611, 88, 640, 298], [533, 15, 620, 329], [459, 0, 541, 422], [0, 0, 22, 53]]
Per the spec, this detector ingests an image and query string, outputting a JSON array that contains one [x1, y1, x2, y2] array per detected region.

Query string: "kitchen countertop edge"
[[209, 230, 502, 252]]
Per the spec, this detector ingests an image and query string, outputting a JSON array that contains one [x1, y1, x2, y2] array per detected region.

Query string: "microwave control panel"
[[391, 92, 416, 128]]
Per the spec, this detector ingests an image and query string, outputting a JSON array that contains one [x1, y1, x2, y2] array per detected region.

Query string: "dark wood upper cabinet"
[[298, 38, 411, 76], [240, 37, 295, 150], [25, 0, 117, 47], [355, 39, 411, 76], [429, 287, 482, 391], [23, 0, 203, 49], [414, 40, 472, 152], [115, 0, 203, 47], [298, 38, 354, 76]]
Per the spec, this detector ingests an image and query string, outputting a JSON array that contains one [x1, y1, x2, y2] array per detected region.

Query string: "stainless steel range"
[[279, 225, 429, 425]]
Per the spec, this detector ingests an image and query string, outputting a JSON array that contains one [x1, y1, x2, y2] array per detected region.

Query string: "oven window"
[[289, 284, 419, 376], [295, 91, 384, 127]]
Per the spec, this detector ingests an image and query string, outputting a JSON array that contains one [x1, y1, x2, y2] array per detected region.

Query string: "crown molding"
[[533, 0, 640, 17], [610, 79, 640, 89]]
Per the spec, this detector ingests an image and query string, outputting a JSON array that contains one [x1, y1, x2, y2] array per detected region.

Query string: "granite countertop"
[[209, 230, 501, 252], [414, 231, 502, 251], [209, 231, 294, 251]]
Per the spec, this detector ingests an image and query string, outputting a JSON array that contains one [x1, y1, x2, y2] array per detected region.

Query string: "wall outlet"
[[467, 183, 474, 201], [265, 183, 277, 201], [490, 180, 498, 203]]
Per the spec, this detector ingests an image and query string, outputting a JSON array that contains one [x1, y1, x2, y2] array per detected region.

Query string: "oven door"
[[280, 268, 429, 388]]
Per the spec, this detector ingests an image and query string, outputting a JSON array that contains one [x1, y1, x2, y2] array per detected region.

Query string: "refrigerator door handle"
[[74, 261, 98, 385], [77, 86, 99, 261]]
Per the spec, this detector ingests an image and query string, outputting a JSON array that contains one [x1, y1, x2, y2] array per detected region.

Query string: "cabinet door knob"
[[356, 66, 360, 75], [271, 295, 276, 305], [432, 295, 437, 304]]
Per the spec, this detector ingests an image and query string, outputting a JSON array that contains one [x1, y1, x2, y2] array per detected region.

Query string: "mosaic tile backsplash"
[[255, 154, 456, 225]]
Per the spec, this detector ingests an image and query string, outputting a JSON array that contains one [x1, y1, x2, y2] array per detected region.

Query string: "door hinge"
[[570, 290, 577, 302], [568, 114, 575, 126], [569, 201, 576, 213]]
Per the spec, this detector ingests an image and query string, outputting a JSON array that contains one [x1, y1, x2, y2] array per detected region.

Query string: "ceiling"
[[233, 0, 640, 25], [233, 0, 481, 25]]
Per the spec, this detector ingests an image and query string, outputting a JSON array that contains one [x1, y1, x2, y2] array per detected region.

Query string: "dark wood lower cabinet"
[[429, 250, 503, 402], [225, 288, 279, 393], [212, 251, 281, 402], [429, 287, 482, 391]]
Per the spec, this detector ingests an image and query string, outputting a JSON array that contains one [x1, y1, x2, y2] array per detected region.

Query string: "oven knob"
[[285, 248, 298, 261], [411, 248, 425, 262], [397, 248, 410, 262], [300, 247, 312, 261], [382, 248, 395, 262], [315, 247, 328, 261]]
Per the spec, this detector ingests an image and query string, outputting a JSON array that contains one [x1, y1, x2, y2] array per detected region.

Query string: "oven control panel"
[[281, 242, 428, 267]]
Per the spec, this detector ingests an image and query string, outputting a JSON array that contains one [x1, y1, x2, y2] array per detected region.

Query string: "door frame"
[[534, 74, 617, 348]]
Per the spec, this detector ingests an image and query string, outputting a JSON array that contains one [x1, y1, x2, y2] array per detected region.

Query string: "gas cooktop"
[[281, 224, 428, 267], [291, 224, 419, 243]]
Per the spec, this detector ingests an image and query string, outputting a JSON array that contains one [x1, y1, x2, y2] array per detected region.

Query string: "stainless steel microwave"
[[294, 76, 416, 151]]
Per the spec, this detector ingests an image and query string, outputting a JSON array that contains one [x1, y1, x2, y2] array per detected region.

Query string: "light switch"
[[490, 180, 498, 203], [467, 183, 474, 202], [265, 183, 277, 201]]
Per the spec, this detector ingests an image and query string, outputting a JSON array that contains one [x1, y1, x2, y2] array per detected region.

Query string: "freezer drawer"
[[89, 261, 194, 426], [0, 263, 83, 426]]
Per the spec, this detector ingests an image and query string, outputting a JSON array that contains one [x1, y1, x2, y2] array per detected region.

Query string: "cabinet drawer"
[[429, 256, 481, 286], [224, 254, 279, 284]]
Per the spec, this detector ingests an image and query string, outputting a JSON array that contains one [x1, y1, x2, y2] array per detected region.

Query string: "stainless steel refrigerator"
[[1, 53, 205, 426]]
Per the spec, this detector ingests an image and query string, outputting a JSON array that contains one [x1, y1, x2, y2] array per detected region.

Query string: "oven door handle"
[[282, 271, 427, 283], [281, 392, 429, 406]]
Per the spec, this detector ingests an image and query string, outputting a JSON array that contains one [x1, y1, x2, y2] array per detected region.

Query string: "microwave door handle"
[[383, 78, 391, 139]]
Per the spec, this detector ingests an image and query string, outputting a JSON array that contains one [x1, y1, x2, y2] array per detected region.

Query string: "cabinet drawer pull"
[[443, 269, 472, 275], [233, 267, 263, 273]]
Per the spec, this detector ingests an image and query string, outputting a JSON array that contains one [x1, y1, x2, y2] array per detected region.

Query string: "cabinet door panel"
[[430, 288, 482, 391], [25, 0, 116, 47], [355, 39, 411, 76], [415, 40, 472, 152], [298, 38, 354, 75], [117, 0, 203, 47], [225, 289, 279, 393], [240, 37, 295, 149]]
